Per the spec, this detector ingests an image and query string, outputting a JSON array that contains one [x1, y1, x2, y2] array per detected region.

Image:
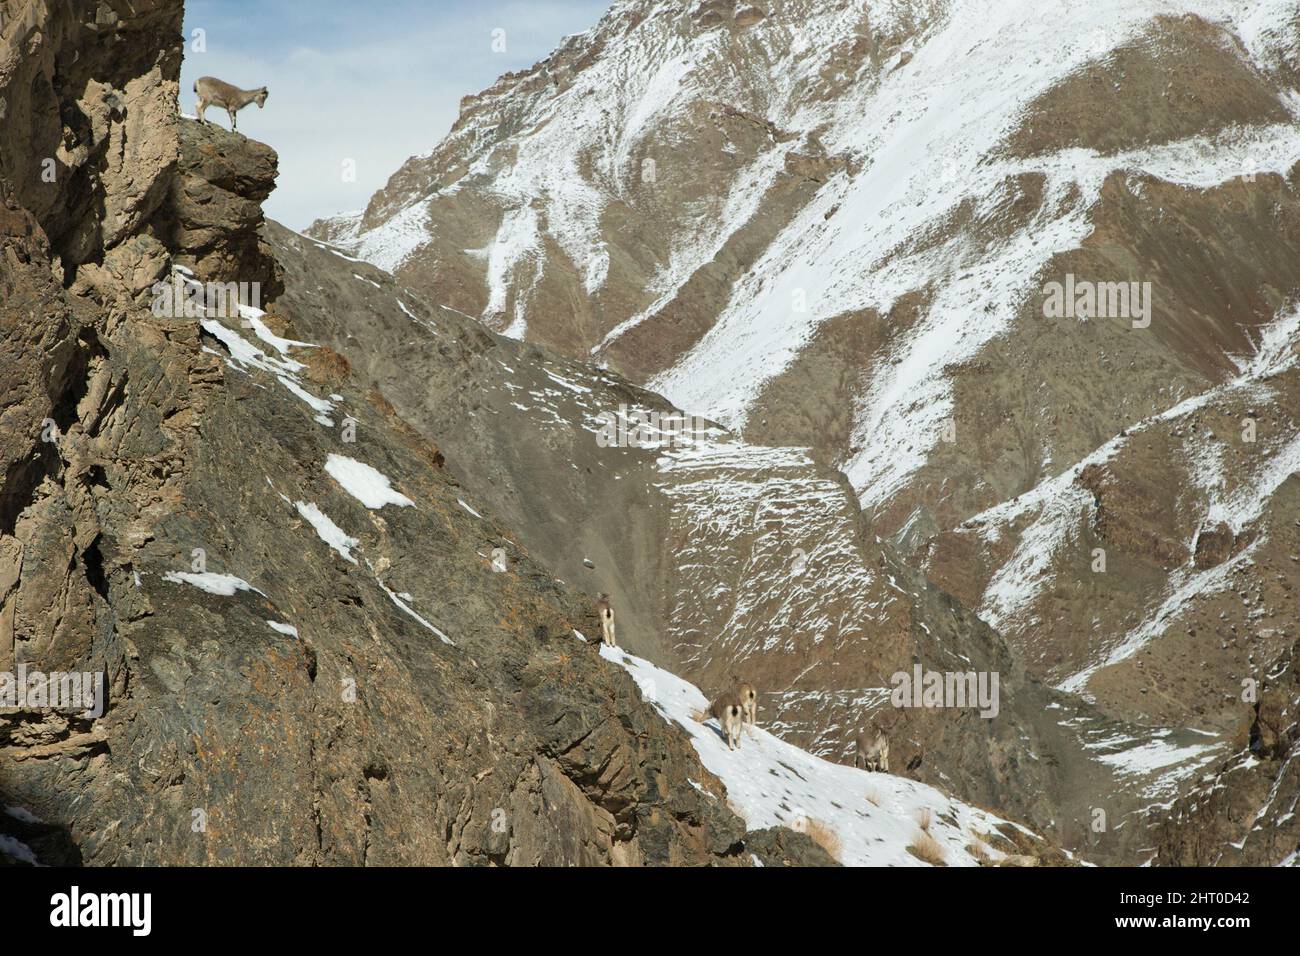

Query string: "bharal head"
[[255, 87, 268, 108]]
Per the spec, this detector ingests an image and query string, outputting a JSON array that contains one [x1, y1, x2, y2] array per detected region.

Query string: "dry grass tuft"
[[907, 829, 947, 866], [802, 818, 843, 862], [966, 841, 992, 865], [916, 807, 933, 831]]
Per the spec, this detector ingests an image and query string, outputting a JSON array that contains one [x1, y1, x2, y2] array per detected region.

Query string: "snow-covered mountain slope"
[[596, 641, 1066, 866], [268, 221, 1246, 864], [310, 0, 1300, 783], [266, 225, 1067, 825], [648, 1, 1300, 496], [313, 0, 1298, 509], [918, 302, 1300, 733]]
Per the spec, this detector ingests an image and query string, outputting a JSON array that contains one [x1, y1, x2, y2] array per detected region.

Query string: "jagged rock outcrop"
[[0, 0, 182, 270], [156, 119, 282, 298]]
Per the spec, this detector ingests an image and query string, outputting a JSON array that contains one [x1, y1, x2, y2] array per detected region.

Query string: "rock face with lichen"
[[0, 0, 843, 867]]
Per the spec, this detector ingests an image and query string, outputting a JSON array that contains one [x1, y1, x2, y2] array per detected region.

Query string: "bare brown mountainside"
[[311, 0, 1300, 864]]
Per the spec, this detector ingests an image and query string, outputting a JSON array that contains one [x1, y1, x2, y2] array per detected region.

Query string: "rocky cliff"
[[0, 0, 847, 866]]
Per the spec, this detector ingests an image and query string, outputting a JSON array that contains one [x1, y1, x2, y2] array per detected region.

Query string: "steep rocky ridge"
[[0, 0, 845, 866]]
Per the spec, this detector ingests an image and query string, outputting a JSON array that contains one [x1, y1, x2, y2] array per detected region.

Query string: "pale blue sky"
[[180, 0, 609, 229]]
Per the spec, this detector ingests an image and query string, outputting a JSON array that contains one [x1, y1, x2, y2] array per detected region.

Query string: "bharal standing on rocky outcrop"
[[194, 76, 268, 131]]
